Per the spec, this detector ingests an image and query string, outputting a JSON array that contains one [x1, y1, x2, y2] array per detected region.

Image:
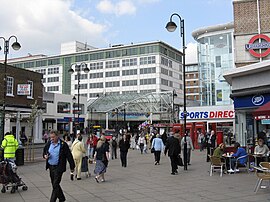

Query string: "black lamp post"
[[72, 95, 76, 134], [0, 36, 21, 143], [166, 13, 188, 170], [123, 102, 126, 132], [68, 63, 89, 133], [112, 108, 119, 134], [172, 89, 177, 123]]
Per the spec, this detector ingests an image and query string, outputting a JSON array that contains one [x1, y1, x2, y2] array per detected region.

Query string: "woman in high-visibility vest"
[[1, 132, 19, 161]]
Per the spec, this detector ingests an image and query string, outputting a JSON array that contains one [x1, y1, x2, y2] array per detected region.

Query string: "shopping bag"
[[177, 155, 183, 166]]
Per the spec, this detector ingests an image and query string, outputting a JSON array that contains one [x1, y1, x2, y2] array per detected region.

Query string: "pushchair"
[[0, 159, 28, 193]]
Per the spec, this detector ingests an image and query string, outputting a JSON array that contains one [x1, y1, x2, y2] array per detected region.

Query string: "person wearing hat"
[[1, 132, 19, 162]]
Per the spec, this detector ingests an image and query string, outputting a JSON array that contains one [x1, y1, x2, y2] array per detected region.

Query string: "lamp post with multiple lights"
[[166, 13, 188, 170], [68, 63, 89, 133], [0, 36, 21, 143]]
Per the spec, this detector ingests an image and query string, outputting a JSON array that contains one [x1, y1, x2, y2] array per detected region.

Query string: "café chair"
[[253, 165, 270, 193], [260, 162, 270, 170], [209, 155, 225, 177], [235, 154, 249, 173]]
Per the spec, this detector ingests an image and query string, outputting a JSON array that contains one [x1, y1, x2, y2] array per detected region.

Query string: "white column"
[[16, 111, 21, 140], [4, 114, 11, 135], [106, 112, 109, 130], [34, 114, 43, 143]]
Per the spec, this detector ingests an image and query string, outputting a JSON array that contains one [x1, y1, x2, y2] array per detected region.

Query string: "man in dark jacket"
[[119, 134, 130, 167], [43, 130, 75, 202], [164, 133, 181, 175]]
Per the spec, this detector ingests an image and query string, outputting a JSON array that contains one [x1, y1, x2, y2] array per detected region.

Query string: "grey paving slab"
[[0, 149, 269, 202]]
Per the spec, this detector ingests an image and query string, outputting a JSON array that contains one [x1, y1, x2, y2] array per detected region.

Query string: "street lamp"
[[123, 102, 126, 132], [172, 90, 177, 123], [0, 35, 21, 143], [166, 13, 188, 170], [72, 95, 76, 134], [68, 63, 89, 133], [112, 108, 119, 134]]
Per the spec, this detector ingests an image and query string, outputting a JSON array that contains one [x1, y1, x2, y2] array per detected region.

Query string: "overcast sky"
[[0, 0, 233, 63]]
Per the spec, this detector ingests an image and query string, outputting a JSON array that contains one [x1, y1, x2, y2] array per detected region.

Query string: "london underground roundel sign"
[[245, 34, 270, 58]]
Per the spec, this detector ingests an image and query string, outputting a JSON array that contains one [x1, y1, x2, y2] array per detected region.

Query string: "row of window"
[[161, 67, 173, 77], [88, 89, 156, 97], [73, 78, 157, 89], [6, 77, 33, 98]]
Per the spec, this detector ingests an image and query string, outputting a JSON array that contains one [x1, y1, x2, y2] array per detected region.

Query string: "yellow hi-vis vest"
[[1, 134, 19, 159]]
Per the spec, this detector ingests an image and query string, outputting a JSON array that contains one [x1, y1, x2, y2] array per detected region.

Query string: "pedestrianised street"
[[1, 149, 269, 202]]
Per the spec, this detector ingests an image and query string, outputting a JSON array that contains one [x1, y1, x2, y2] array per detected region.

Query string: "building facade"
[[192, 22, 234, 106], [0, 63, 43, 143], [185, 63, 201, 103], [223, 0, 270, 147], [9, 41, 184, 102]]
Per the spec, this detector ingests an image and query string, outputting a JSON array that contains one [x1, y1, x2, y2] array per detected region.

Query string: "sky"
[[0, 0, 233, 63]]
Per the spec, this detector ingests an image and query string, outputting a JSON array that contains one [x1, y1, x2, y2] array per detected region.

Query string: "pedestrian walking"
[[86, 134, 94, 158], [94, 135, 109, 183], [111, 136, 118, 160], [130, 134, 136, 150], [164, 132, 181, 175], [181, 134, 194, 165], [71, 135, 86, 180], [119, 135, 130, 167], [197, 131, 205, 152], [1, 132, 19, 162], [138, 135, 146, 154], [43, 130, 75, 202], [151, 134, 164, 165]]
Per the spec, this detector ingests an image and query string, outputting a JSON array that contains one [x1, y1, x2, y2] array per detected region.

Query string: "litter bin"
[[15, 147, 24, 166], [0, 148, 3, 161]]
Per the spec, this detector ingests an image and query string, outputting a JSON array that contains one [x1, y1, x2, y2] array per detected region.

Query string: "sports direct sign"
[[180, 110, 235, 120], [245, 34, 270, 58]]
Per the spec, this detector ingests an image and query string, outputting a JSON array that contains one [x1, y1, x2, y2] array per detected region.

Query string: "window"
[[75, 74, 88, 80], [57, 102, 71, 114], [140, 78, 156, 85], [122, 69, 137, 76], [105, 81, 120, 87], [35, 69, 46, 75], [90, 62, 103, 70], [105, 60, 120, 68], [105, 71, 120, 77], [140, 67, 156, 74], [48, 58, 60, 65], [75, 84, 88, 90], [122, 58, 137, 67], [122, 80, 137, 86], [6, 77, 14, 96], [216, 56, 221, 67], [139, 56, 156, 65], [48, 67, 59, 75], [89, 82, 103, 89], [27, 80, 33, 98], [47, 86, 59, 92], [140, 89, 156, 94], [90, 72, 103, 79], [47, 77, 59, 83]]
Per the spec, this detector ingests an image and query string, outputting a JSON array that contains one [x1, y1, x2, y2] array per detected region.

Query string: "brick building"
[[0, 63, 43, 142]]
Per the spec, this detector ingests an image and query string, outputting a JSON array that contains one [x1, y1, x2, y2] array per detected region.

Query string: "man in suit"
[[43, 130, 75, 202], [164, 132, 181, 175], [205, 130, 216, 162]]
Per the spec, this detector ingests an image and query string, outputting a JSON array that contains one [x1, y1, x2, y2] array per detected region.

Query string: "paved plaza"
[[1, 149, 270, 202]]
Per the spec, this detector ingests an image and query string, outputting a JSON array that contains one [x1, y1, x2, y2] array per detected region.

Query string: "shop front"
[[180, 105, 235, 148]]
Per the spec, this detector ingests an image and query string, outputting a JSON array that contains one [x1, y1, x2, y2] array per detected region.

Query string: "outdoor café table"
[[223, 153, 234, 172], [253, 154, 269, 166]]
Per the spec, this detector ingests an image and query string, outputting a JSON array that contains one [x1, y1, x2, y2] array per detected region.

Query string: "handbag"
[[151, 147, 155, 153], [177, 155, 183, 166]]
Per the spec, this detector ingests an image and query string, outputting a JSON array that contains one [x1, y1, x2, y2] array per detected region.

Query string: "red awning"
[[253, 101, 270, 120]]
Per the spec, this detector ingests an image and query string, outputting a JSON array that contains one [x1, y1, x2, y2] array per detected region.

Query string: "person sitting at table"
[[254, 138, 269, 166], [228, 142, 247, 173], [213, 143, 225, 159]]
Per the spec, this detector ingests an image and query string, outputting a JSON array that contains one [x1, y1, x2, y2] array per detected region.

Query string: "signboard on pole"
[[17, 84, 31, 95]]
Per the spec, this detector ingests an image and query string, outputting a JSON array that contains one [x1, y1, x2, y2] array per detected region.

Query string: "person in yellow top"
[[1, 132, 19, 161]]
